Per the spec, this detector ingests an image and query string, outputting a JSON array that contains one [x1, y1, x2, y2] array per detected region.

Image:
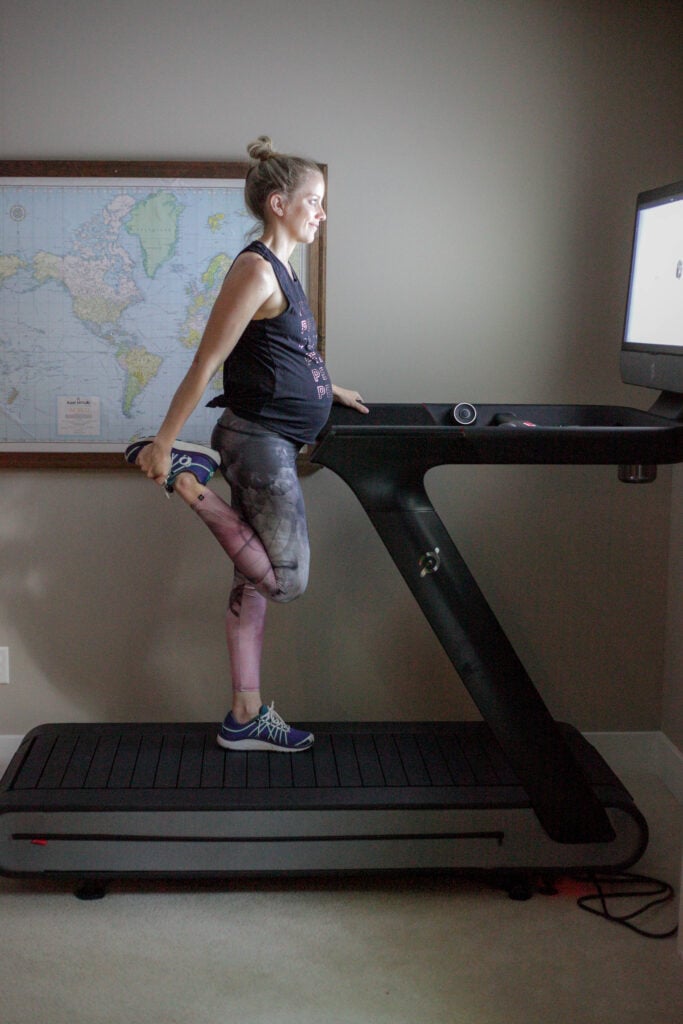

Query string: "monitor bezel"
[[620, 178, 683, 393]]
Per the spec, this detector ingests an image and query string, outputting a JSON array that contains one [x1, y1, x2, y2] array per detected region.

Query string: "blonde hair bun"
[[247, 136, 276, 162]]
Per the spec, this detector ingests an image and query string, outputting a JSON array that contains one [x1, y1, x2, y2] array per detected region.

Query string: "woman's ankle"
[[174, 471, 206, 505], [231, 695, 262, 724]]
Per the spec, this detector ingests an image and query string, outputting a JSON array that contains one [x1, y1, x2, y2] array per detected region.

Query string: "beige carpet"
[[1, 772, 681, 1024]]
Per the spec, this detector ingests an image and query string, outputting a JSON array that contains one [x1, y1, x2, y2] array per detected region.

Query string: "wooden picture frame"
[[0, 160, 327, 468]]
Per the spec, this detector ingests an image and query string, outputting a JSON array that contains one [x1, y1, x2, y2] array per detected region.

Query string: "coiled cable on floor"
[[572, 871, 678, 939]]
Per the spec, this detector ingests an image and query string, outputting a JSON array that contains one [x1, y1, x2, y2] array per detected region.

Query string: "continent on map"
[[126, 192, 184, 278], [208, 213, 225, 232], [0, 255, 26, 282], [34, 251, 140, 326], [117, 345, 163, 416], [32, 193, 142, 329], [180, 253, 232, 350]]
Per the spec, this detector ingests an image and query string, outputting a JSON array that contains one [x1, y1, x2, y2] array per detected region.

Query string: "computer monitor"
[[620, 178, 683, 393]]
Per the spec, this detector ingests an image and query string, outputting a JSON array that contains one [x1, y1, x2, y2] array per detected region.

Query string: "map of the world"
[[0, 176, 302, 451]]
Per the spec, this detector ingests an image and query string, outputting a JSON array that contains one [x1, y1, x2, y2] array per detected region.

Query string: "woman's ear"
[[268, 191, 286, 218]]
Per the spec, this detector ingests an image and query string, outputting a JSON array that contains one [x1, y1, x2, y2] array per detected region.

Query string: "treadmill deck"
[[0, 721, 647, 879]]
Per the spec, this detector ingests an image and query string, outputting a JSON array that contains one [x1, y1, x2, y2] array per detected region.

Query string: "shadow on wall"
[[0, 470, 232, 724], [425, 461, 670, 729], [284, 482, 471, 723]]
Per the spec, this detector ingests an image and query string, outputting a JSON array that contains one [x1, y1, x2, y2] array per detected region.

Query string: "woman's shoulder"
[[220, 247, 285, 320], [230, 247, 277, 286]]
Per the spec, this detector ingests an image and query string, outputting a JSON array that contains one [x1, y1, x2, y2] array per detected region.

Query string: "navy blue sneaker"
[[125, 438, 221, 492], [217, 703, 314, 752]]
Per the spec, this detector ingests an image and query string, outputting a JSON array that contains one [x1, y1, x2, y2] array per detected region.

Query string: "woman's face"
[[275, 172, 326, 244]]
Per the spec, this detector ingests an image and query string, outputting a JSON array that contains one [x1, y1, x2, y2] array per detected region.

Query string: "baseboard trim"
[[0, 735, 22, 775], [583, 731, 683, 804], [2, 731, 683, 803], [584, 730, 659, 776], [655, 731, 683, 805]]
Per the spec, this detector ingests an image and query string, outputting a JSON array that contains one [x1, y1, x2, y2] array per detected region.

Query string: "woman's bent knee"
[[269, 567, 309, 604]]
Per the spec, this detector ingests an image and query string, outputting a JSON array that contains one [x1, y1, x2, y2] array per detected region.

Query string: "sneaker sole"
[[168, 439, 221, 463], [216, 733, 314, 753]]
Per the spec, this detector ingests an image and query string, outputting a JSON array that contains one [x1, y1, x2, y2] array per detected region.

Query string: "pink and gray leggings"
[[191, 410, 309, 695]]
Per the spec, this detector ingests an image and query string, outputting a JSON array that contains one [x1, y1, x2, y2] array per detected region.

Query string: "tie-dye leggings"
[[191, 409, 310, 693]]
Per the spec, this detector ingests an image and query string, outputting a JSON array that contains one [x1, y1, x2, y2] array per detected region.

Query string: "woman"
[[127, 137, 367, 752]]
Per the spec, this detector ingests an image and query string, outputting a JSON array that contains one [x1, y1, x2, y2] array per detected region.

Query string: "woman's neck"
[[258, 224, 296, 267]]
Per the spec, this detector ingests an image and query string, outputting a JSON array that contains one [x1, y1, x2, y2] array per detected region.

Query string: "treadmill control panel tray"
[[313, 403, 683, 466]]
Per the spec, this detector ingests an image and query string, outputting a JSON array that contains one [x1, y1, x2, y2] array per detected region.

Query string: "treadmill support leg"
[[312, 445, 615, 846], [75, 880, 108, 901]]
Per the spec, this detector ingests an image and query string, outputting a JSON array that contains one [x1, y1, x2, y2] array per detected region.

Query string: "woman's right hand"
[[136, 439, 172, 488]]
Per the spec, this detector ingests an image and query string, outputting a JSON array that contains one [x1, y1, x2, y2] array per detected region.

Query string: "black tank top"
[[207, 241, 333, 444]]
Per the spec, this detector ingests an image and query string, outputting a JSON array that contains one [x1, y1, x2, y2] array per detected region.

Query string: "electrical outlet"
[[0, 648, 9, 684]]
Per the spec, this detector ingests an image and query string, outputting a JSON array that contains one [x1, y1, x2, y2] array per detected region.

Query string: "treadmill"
[[1, 178, 682, 894]]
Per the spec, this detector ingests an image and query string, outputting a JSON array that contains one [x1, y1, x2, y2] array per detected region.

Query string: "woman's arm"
[[137, 254, 278, 485]]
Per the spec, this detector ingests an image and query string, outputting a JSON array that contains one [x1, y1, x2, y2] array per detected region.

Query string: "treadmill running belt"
[[8, 721, 527, 796]]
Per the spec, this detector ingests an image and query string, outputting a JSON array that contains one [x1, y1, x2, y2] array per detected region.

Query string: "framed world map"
[[0, 160, 327, 468]]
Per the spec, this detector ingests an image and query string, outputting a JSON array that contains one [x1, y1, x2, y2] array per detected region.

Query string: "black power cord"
[[572, 871, 679, 939]]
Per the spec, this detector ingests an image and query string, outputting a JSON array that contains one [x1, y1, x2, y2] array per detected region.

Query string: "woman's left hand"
[[332, 385, 369, 414]]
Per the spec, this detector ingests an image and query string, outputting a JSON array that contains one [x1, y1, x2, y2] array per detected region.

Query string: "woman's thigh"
[[212, 412, 310, 596]]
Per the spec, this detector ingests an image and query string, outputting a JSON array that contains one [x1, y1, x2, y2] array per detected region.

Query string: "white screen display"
[[624, 195, 683, 349]]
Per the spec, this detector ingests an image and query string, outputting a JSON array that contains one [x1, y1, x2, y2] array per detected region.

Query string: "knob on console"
[[453, 403, 477, 425]]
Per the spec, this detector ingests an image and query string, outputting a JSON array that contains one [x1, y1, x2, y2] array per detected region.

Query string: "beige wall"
[[1, 0, 682, 736], [664, 467, 683, 750]]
